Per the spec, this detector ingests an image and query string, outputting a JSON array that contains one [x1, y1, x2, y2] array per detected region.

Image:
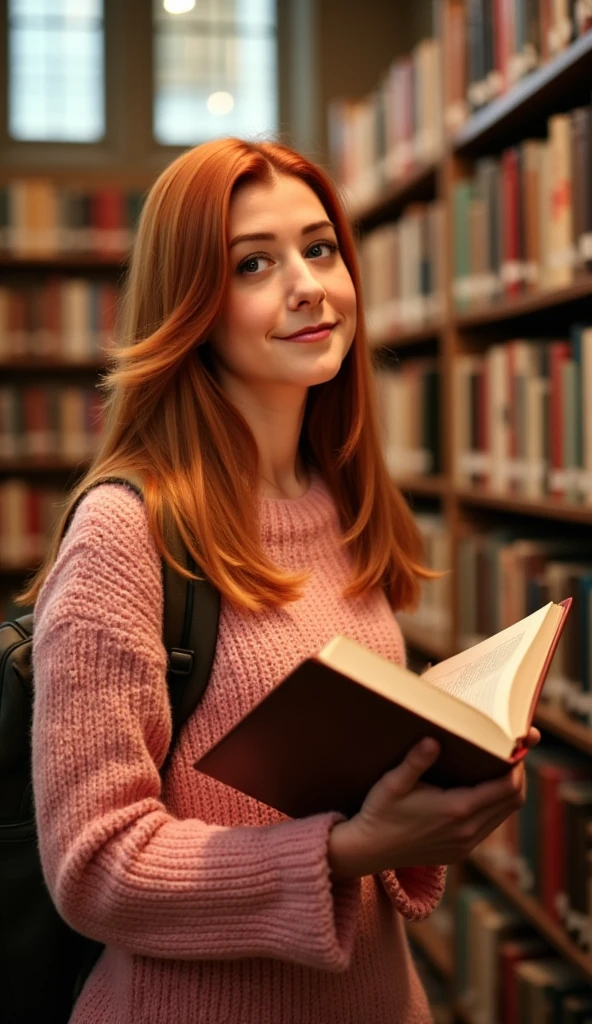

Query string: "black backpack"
[[0, 478, 220, 1024]]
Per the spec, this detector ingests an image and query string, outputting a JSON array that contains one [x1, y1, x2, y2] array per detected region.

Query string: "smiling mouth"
[[277, 323, 337, 342]]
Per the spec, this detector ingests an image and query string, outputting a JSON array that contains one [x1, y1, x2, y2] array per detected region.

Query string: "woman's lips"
[[277, 325, 335, 343]]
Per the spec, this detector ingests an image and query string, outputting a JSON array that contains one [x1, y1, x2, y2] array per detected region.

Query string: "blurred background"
[[2, 2, 592, 1019]]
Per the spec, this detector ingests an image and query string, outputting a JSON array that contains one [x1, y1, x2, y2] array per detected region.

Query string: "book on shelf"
[[0, 481, 63, 568], [456, 881, 591, 1023], [397, 513, 452, 638], [375, 361, 441, 478], [452, 101, 592, 310], [0, 279, 119, 361], [454, 330, 592, 505], [359, 200, 446, 337], [444, 0, 592, 123], [195, 600, 571, 819], [0, 179, 144, 257], [477, 745, 592, 946], [457, 532, 592, 724], [328, 36, 442, 206], [0, 385, 103, 462]]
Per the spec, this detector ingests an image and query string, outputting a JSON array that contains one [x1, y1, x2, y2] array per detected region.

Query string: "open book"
[[195, 599, 572, 819]]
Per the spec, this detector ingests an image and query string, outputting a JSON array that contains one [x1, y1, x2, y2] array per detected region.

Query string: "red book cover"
[[22, 387, 49, 458], [548, 340, 572, 499], [539, 0, 552, 59], [42, 277, 62, 358], [538, 759, 590, 920], [500, 937, 548, 1024], [91, 188, 125, 254], [493, 0, 509, 92], [502, 148, 521, 295]]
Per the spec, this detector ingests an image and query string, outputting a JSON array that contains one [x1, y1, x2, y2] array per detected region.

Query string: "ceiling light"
[[207, 92, 234, 116], [163, 0, 196, 13]]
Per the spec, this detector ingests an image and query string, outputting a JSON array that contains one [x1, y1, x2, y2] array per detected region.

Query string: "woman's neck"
[[218, 376, 309, 500]]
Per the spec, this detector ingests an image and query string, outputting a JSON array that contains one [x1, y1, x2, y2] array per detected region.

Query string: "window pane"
[[8, 0, 105, 143], [153, 0, 277, 146]]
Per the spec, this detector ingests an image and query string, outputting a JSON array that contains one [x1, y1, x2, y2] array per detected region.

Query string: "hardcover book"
[[195, 599, 571, 818]]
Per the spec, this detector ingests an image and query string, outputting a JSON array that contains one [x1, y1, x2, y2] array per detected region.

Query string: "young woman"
[[27, 138, 531, 1024]]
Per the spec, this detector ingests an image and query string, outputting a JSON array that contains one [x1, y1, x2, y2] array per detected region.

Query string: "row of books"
[[359, 201, 445, 337], [0, 481, 64, 567], [457, 882, 592, 1024], [328, 37, 443, 207], [0, 386, 103, 462], [454, 331, 592, 503], [0, 279, 119, 360], [453, 107, 592, 309], [444, 0, 592, 126], [375, 361, 441, 479], [0, 180, 146, 258], [457, 531, 592, 724], [397, 513, 452, 640], [477, 745, 592, 946]]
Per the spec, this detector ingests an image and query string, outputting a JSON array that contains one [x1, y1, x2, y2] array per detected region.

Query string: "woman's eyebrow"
[[229, 220, 335, 249]]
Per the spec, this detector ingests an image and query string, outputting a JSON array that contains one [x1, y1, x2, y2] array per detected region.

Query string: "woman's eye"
[[306, 241, 338, 259], [238, 255, 272, 275]]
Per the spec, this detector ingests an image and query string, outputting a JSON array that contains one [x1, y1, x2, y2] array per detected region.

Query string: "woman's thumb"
[[386, 738, 440, 797]]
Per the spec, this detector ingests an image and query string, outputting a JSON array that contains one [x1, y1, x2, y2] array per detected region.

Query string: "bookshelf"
[[333, 4, 592, 1017], [0, 176, 150, 614], [469, 853, 592, 981]]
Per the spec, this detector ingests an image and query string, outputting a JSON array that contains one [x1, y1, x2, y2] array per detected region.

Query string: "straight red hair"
[[20, 137, 431, 612]]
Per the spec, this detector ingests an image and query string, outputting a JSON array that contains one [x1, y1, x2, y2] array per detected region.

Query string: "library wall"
[[328, 0, 592, 1020]]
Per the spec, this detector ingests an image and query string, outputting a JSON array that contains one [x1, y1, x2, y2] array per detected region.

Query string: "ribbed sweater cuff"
[[380, 865, 446, 921]]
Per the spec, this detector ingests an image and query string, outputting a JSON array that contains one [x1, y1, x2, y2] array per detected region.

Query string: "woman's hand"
[[328, 737, 528, 879]]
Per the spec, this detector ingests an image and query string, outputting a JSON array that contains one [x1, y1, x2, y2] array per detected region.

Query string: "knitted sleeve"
[[379, 866, 446, 921], [32, 485, 360, 970]]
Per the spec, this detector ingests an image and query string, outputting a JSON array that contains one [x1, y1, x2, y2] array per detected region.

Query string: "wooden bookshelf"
[[454, 486, 592, 524], [368, 319, 443, 351], [0, 359, 107, 372], [535, 703, 592, 756], [350, 161, 439, 231], [469, 853, 592, 982], [407, 921, 454, 979], [0, 458, 89, 474], [454, 29, 592, 154], [396, 474, 449, 497], [454, 276, 592, 328], [0, 254, 128, 270]]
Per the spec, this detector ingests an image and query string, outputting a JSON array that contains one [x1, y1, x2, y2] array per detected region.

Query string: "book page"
[[420, 603, 555, 734], [422, 632, 525, 723]]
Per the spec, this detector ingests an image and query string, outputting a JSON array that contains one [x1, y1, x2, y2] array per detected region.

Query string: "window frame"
[[0, 0, 305, 175]]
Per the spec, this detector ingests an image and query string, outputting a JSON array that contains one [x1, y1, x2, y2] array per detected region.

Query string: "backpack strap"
[[64, 476, 220, 747]]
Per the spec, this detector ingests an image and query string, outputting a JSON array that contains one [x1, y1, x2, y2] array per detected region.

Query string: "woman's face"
[[209, 173, 357, 403]]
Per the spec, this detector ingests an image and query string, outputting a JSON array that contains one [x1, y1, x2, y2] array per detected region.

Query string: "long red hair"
[[21, 137, 430, 612]]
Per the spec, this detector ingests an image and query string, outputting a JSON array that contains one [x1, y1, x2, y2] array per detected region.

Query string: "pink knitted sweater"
[[32, 477, 445, 1024]]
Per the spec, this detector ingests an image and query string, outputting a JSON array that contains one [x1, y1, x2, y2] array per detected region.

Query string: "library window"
[[153, 0, 277, 146], [7, 0, 105, 143]]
